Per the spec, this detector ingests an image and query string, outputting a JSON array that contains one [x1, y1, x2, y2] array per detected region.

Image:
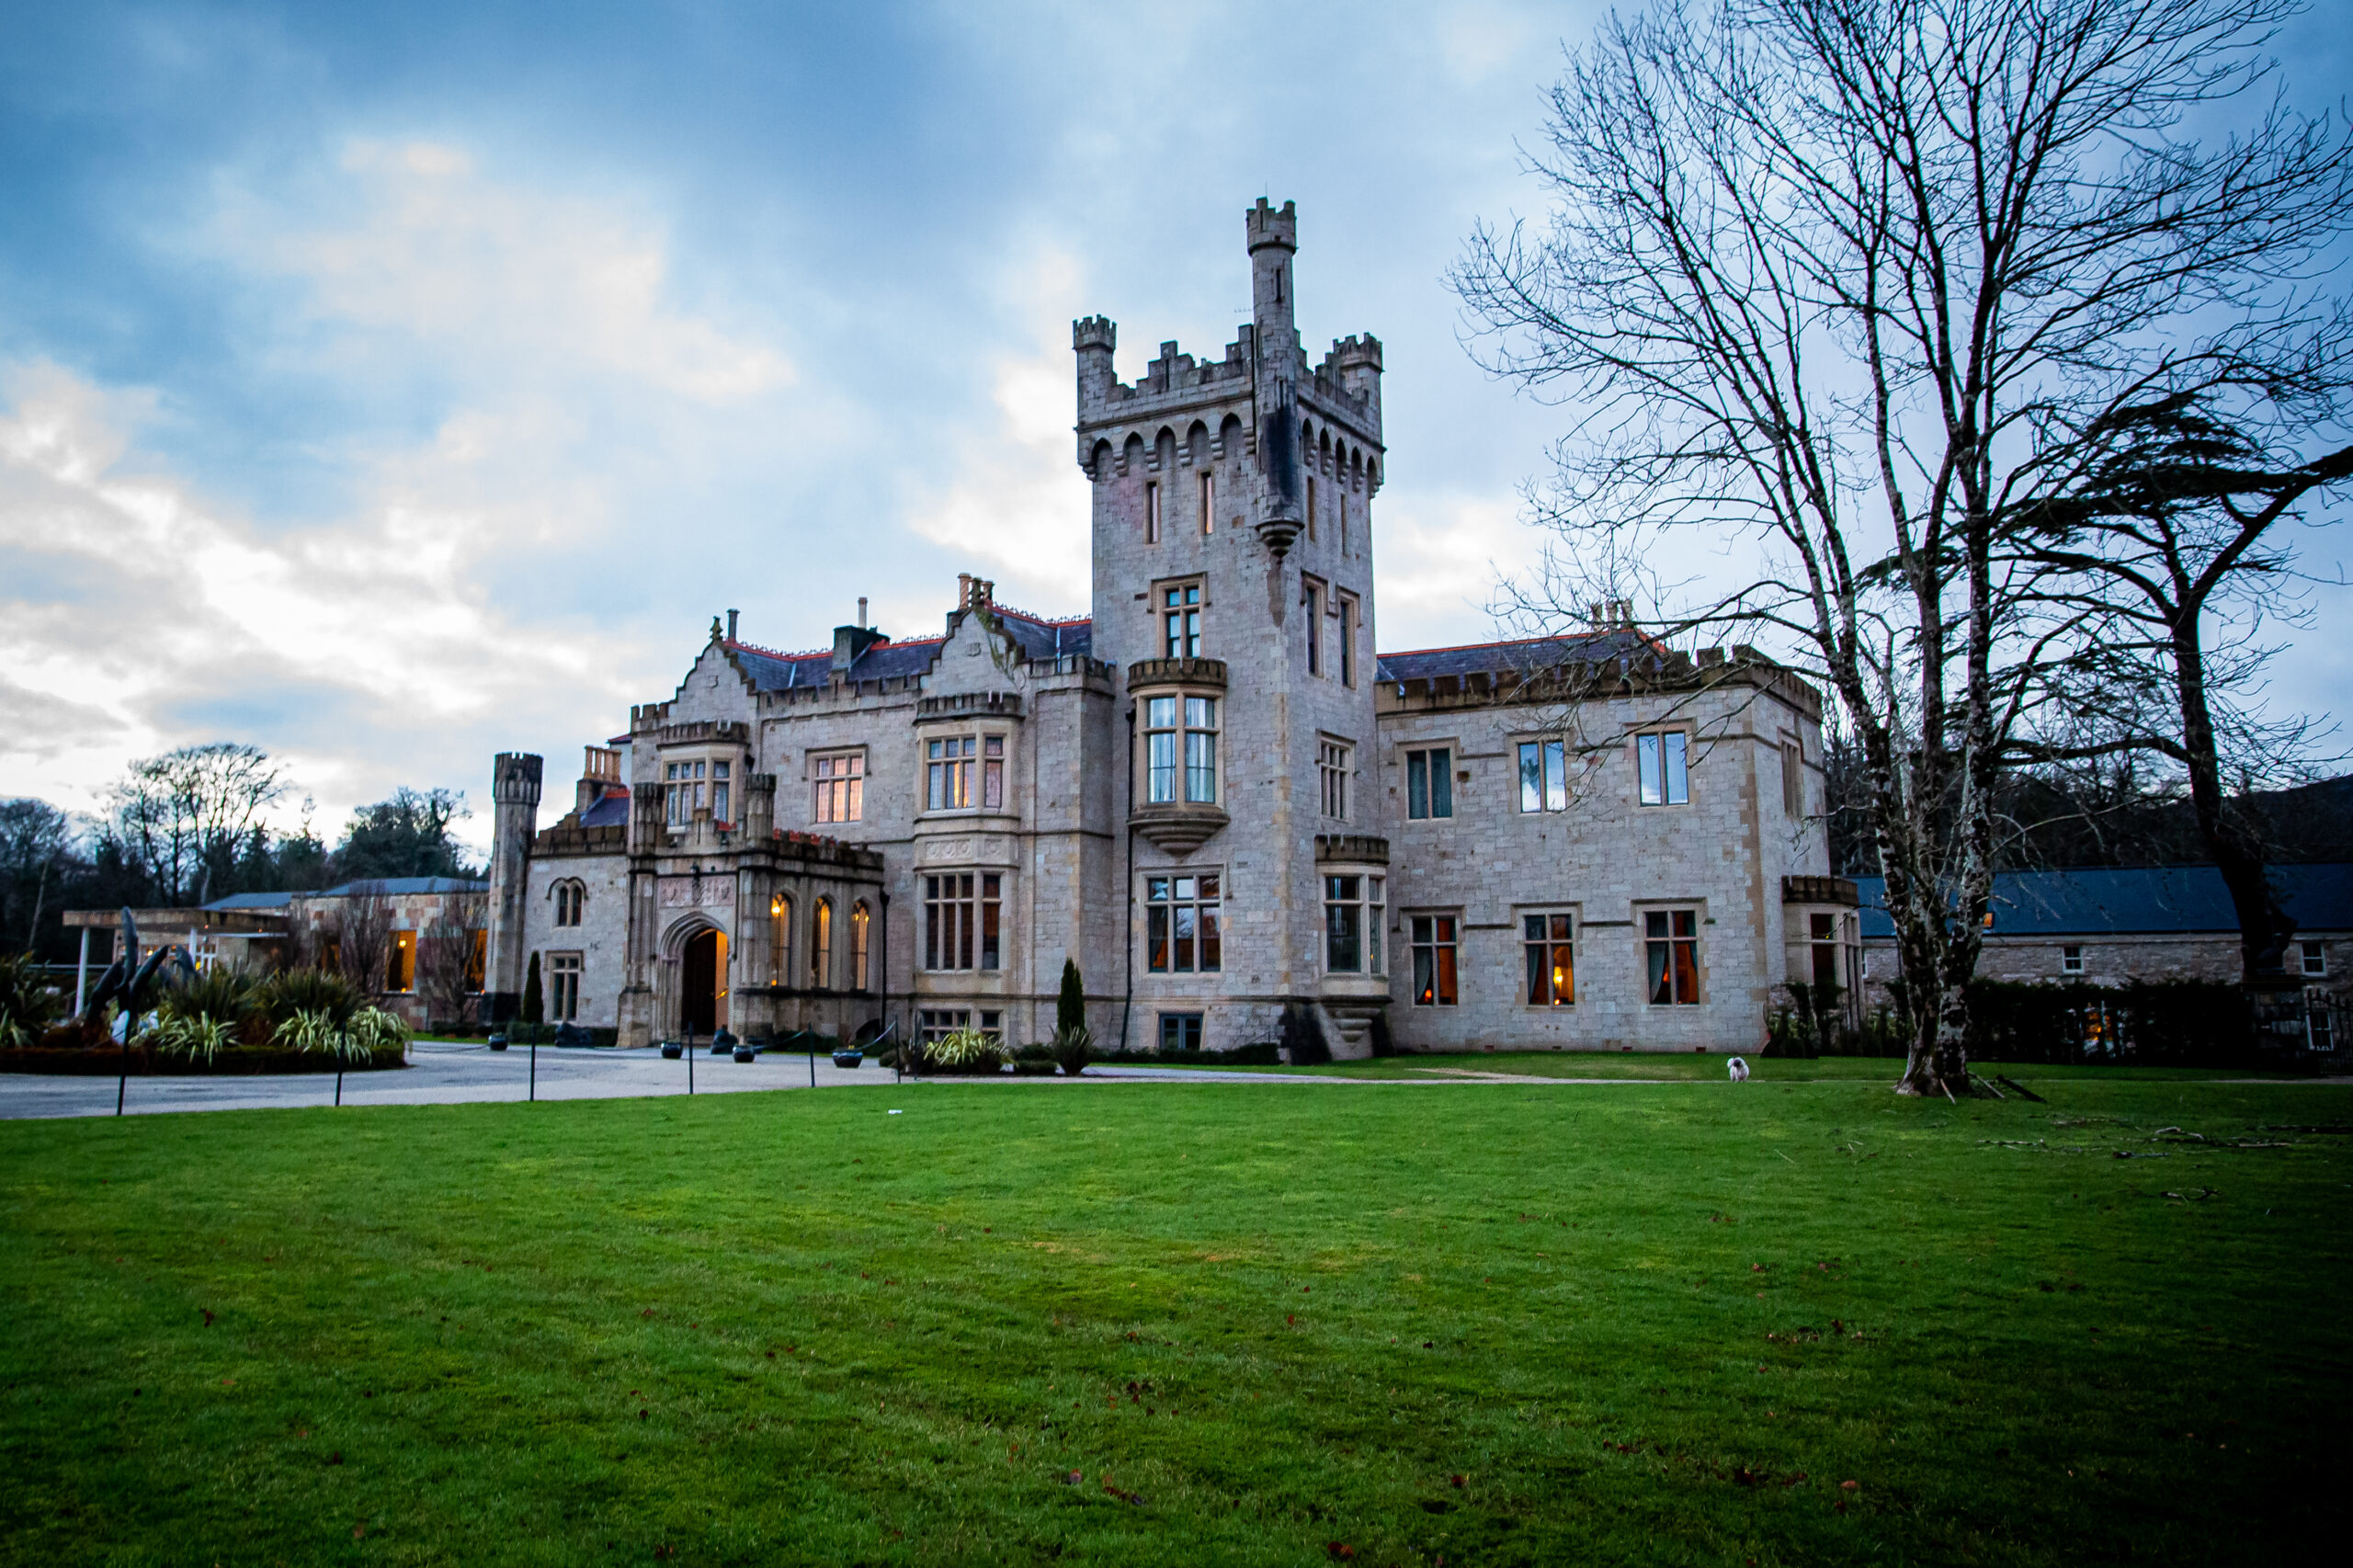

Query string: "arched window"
[[769, 894, 792, 987], [553, 880, 585, 926], [851, 902, 870, 993], [812, 898, 833, 991]]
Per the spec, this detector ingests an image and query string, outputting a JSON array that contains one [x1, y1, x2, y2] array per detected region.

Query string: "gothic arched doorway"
[[680, 926, 727, 1037]]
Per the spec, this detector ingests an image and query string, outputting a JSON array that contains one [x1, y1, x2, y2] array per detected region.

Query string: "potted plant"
[[832, 1044, 864, 1069], [659, 1040, 683, 1060], [488, 1032, 508, 1051]]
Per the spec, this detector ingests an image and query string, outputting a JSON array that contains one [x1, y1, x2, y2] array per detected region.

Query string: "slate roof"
[[316, 877, 490, 898], [1852, 864, 2353, 939], [721, 607, 1093, 690], [578, 787, 631, 828], [201, 892, 297, 911], [1375, 629, 1657, 684]]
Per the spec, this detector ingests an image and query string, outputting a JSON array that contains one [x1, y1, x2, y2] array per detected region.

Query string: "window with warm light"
[[813, 753, 863, 824], [1523, 913, 1574, 1006]]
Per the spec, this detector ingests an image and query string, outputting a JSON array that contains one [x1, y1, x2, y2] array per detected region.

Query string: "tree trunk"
[[2173, 625, 2295, 982]]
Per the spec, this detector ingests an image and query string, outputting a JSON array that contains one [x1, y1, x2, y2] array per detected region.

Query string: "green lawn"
[[2, 1074, 2345, 1565], [1192, 1052, 2297, 1083]]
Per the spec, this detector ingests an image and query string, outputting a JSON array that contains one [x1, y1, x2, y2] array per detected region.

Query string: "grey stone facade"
[[483, 200, 1841, 1055]]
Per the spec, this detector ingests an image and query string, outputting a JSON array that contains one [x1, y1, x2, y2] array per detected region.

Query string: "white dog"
[[1726, 1055, 1751, 1082]]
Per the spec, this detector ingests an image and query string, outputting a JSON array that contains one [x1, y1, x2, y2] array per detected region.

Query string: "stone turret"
[[482, 751, 543, 1024]]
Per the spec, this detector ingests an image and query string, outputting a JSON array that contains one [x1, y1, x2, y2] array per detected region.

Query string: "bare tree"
[[1453, 0, 2352, 1093], [0, 800, 75, 953], [334, 892, 395, 1000], [415, 892, 488, 1028], [108, 744, 285, 906]]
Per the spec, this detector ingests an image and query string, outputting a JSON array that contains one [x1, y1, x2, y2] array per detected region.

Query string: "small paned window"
[[549, 952, 583, 1021], [2061, 944, 2085, 977], [1407, 748, 1453, 819], [983, 735, 1005, 810], [1319, 740, 1351, 820], [1523, 914, 1574, 1006], [1637, 732, 1690, 806], [1160, 1013, 1205, 1052], [2301, 940, 2326, 977], [1411, 915, 1459, 1006], [814, 754, 864, 824], [1162, 584, 1201, 658], [711, 761, 731, 826], [553, 881, 585, 926], [1518, 741, 1568, 812], [1146, 874, 1222, 973], [664, 759, 710, 826], [919, 1008, 969, 1044], [926, 737, 976, 810], [1324, 874, 1384, 975], [1645, 910, 1701, 1004], [923, 873, 1002, 971]]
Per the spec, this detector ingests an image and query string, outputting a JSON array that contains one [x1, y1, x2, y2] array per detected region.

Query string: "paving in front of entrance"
[[0, 1041, 1358, 1120]]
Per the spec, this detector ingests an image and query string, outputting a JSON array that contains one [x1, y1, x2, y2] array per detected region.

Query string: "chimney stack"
[[858, 596, 869, 629], [725, 608, 739, 642]]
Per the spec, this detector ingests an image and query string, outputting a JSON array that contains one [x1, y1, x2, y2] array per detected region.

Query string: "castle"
[[481, 200, 1857, 1056]]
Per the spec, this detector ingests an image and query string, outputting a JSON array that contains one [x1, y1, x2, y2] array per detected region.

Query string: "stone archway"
[[660, 914, 728, 1040]]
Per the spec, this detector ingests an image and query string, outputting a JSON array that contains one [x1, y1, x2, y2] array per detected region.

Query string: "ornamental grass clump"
[[0, 951, 63, 1051], [275, 1005, 406, 1062], [154, 969, 264, 1061], [921, 1028, 1002, 1076]]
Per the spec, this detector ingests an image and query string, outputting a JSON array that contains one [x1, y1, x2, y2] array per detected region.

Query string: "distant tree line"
[[0, 743, 478, 961]]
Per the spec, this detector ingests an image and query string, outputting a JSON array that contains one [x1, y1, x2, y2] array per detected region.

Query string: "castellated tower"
[[482, 751, 544, 1024], [1075, 199, 1390, 1054]]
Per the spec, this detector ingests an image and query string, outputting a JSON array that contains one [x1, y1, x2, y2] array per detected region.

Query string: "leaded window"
[[1411, 915, 1458, 1006], [1523, 913, 1574, 1006]]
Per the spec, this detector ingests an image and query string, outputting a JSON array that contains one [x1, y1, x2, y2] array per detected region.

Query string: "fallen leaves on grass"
[[1100, 1476, 1143, 1506], [200, 1309, 213, 1326], [1325, 1543, 1356, 1559]]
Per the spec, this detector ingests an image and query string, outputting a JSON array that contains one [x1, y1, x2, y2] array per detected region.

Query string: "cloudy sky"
[[3, 0, 2347, 855]]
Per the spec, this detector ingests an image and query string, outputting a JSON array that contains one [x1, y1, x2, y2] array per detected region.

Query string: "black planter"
[[733, 1047, 756, 1063], [487, 1035, 508, 1052], [831, 1051, 863, 1069], [659, 1042, 683, 1060]]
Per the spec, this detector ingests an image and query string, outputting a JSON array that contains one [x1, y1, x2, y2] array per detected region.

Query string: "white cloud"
[[0, 358, 630, 841], [210, 140, 794, 404]]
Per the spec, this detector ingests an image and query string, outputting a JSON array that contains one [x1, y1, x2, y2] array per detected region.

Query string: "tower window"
[[1336, 593, 1358, 687], [553, 880, 585, 926], [1199, 472, 1214, 535], [1319, 739, 1351, 820], [1143, 697, 1219, 804], [1146, 481, 1161, 543], [1303, 579, 1324, 675], [1782, 739, 1803, 818], [1323, 874, 1384, 974], [1162, 584, 1201, 658]]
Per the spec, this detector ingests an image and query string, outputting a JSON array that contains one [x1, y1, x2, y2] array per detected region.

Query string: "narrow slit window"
[[1146, 481, 1161, 543]]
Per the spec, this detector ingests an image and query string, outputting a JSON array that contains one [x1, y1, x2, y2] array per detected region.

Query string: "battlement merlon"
[[1317, 333, 1385, 433], [1074, 315, 1117, 409]]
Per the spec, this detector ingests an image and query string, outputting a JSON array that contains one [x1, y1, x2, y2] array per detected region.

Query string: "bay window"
[[1324, 873, 1384, 974]]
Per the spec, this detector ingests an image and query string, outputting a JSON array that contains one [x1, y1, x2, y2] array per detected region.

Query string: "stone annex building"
[[481, 200, 1853, 1057]]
